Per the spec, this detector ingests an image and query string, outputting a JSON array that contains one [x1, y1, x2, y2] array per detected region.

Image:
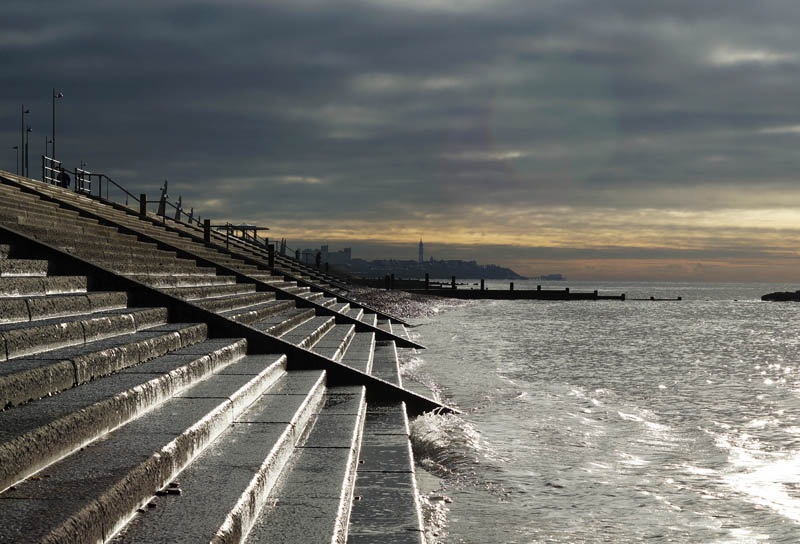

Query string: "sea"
[[400, 280, 800, 543]]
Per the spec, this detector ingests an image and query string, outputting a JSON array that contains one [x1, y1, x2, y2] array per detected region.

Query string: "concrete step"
[[108, 370, 328, 543], [222, 299, 296, 325], [0, 258, 49, 277], [0, 275, 88, 297], [371, 341, 401, 385], [330, 302, 350, 314], [346, 307, 364, 321], [340, 332, 375, 374], [0, 343, 282, 543], [124, 272, 233, 287], [280, 315, 336, 350], [160, 281, 256, 301], [376, 319, 393, 334], [194, 291, 276, 313], [0, 290, 128, 325], [12, 223, 142, 247], [0, 321, 208, 409], [252, 307, 317, 337], [245, 385, 366, 544], [0, 306, 167, 361], [312, 323, 356, 362], [347, 403, 424, 544], [361, 313, 377, 328]]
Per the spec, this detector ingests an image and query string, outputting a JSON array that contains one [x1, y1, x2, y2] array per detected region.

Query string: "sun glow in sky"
[[4, 1, 800, 280]]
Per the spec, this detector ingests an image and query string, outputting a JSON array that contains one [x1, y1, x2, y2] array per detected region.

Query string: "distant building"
[[302, 245, 351, 266]]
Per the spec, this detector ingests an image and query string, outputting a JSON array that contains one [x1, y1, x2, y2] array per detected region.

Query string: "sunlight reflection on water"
[[405, 282, 800, 543]]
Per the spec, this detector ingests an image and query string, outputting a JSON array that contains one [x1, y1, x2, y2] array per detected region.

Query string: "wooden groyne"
[[405, 287, 626, 300]]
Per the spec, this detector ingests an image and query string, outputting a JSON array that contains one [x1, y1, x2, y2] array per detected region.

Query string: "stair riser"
[[196, 292, 276, 313], [0, 308, 167, 361], [228, 301, 295, 325], [262, 309, 316, 337], [0, 259, 50, 277], [0, 276, 88, 297], [0, 292, 128, 324]]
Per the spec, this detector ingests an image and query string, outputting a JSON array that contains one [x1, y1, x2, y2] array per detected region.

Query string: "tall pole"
[[13, 146, 19, 175], [52, 89, 63, 159], [20, 104, 29, 176], [25, 126, 32, 178]]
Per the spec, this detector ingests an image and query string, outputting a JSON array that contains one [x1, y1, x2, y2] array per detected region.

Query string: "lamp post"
[[12, 146, 19, 175], [52, 89, 63, 160], [45, 137, 52, 158], [25, 126, 32, 178], [20, 104, 30, 174]]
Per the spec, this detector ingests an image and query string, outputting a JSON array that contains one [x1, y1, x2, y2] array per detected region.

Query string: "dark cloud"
[[3, 0, 800, 278]]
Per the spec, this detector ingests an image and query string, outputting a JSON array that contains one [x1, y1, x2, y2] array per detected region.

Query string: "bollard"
[[268, 244, 275, 269], [650, 296, 655, 301], [510, 282, 514, 291], [139, 193, 147, 217], [203, 219, 211, 244], [451, 276, 456, 290], [480, 279, 484, 291], [425, 273, 429, 290]]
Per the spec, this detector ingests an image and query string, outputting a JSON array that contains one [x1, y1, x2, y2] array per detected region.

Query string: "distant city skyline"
[[5, 2, 800, 281]]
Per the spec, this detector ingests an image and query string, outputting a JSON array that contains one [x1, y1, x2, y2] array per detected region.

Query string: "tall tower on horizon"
[[418, 238, 423, 267]]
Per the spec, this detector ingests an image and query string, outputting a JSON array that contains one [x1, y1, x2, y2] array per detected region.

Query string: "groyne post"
[[268, 244, 275, 268], [203, 219, 210, 243], [451, 276, 456, 290], [425, 273, 429, 290], [139, 193, 146, 218]]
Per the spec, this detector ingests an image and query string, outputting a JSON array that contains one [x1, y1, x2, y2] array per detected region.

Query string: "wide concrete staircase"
[[0, 171, 442, 543]]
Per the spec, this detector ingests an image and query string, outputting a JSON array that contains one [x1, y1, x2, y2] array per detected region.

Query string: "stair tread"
[[110, 371, 327, 543], [0, 353, 287, 543], [245, 386, 365, 544]]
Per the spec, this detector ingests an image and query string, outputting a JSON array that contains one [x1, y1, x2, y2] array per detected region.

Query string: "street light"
[[25, 126, 32, 177], [52, 89, 63, 159], [12, 146, 19, 175], [45, 137, 52, 158], [20, 104, 30, 173]]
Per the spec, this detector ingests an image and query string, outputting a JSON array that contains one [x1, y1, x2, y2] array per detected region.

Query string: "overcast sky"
[[4, 0, 800, 280]]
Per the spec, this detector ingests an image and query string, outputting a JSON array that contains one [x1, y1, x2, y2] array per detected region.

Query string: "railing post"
[[390, 273, 395, 290], [537, 285, 541, 291], [425, 273, 429, 290], [268, 244, 275, 268], [451, 276, 456, 290], [139, 194, 147, 217], [204, 219, 211, 243], [510, 282, 514, 291], [480, 279, 484, 291]]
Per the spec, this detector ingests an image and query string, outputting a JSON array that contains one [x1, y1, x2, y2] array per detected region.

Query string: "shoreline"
[[347, 286, 471, 318]]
